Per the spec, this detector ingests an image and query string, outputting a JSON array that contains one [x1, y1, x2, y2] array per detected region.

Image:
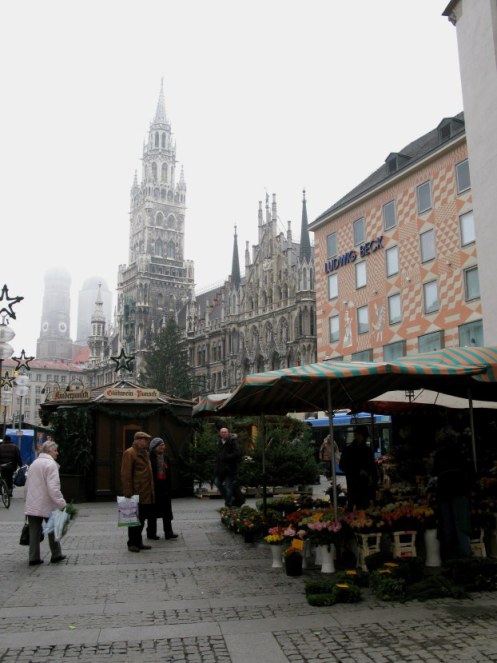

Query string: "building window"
[[460, 210, 475, 246], [351, 349, 372, 361], [423, 281, 439, 314], [383, 200, 396, 231], [383, 340, 405, 361], [329, 315, 339, 343], [388, 293, 402, 324], [353, 217, 365, 245], [386, 245, 399, 277], [459, 320, 484, 347], [328, 273, 338, 300], [417, 181, 432, 214], [357, 305, 369, 334], [464, 266, 480, 301], [456, 159, 471, 193], [418, 330, 444, 353], [420, 229, 436, 263], [355, 261, 366, 289], [326, 232, 337, 258]]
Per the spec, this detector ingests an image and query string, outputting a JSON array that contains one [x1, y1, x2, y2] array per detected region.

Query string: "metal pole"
[[467, 387, 477, 472], [327, 381, 339, 522], [260, 415, 267, 518]]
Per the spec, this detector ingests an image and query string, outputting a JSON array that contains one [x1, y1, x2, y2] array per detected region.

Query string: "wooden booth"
[[40, 380, 194, 502]]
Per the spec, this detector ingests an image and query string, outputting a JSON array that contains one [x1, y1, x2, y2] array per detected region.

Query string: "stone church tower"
[[36, 267, 74, 361], [116, 81, 194, 373]]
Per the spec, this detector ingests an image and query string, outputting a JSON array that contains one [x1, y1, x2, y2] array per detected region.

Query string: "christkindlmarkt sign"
[[104, 387, 160, 400], [50, 389, 92, 402]]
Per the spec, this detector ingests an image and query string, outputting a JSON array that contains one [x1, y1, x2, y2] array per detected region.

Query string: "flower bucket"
[[319, 544, 335, 573], [244, 530, 255, 543], [285, 554, 303, 577], [423, 528, 441, 567], [270, 545, 283, 569]]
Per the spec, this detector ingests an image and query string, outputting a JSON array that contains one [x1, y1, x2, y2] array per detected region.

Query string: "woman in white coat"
[[25, 440, 67, 566]]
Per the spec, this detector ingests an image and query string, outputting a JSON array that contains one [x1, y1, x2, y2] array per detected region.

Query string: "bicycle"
[[0, 464, 12, 508]]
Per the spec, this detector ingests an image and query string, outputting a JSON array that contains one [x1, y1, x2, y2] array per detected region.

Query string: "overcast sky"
[[0, 0, 462, 357]]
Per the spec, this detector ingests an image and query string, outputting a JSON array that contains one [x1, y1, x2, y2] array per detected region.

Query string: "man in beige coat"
[[120, 431, 155, 552]]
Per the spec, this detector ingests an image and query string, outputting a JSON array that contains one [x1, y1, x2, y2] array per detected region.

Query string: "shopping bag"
[[117, 495, 140, 527], [14, 465, 28, 487], [19, 522, 29, 545], [52, 509, 70, 541]]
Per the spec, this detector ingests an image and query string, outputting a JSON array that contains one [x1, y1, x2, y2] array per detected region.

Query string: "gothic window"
[[167, 241, 175, 258], [157, 293, 163, 309], [168, 190, 173, 200], [161, 189, 166, 200], [282, 284, 288, 302], [161, 163, 167, 182], [251, 326, 259, 349], [310, 268, 314, 290], [155, 239, 163, 256], [152, 162, 158, 180], [156, 212, 164, 226], [154, 188, 159, 199], [161, 133, 166, 148], [302, 268, 308, 290], [218, 342, 222, 360], [310, 306, 315, 336], [280, 318, 288, 343], [256, 355, 265, 372], [167, 214, 176, 229], [262, 291, 267, 308], [155, 132, 159, 147], [271, 352, 280, 370]]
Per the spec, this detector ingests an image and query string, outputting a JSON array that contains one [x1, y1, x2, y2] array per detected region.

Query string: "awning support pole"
[[326, 381, 339, 522], [467, 388, 477, 472]]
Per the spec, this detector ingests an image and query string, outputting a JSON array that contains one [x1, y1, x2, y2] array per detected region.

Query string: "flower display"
[[264, 526, 285, 545], [300, 511, 343, 546]]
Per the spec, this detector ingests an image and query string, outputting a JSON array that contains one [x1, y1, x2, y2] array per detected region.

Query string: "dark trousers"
[[27, 515, 62, 563], [147, 516, 174, 537], [127, 503, 154, 547], [1, 468, 14, 493], [214, 475, 235, 506]]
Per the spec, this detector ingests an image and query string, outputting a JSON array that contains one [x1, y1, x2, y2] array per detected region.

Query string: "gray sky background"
[[1, 0, 462, 356]]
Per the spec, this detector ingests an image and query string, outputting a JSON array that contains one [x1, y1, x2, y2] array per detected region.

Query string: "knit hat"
[[149, 437, 164, 451]]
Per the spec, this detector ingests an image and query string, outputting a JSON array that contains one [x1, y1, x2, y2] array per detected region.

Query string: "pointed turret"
[[154, 78, 168, 125], [299, 189, 312, 262], [231, 226, 241, 289]]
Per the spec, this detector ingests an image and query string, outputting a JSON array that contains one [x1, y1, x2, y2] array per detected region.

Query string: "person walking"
[[121, 431, 155, 553], [147, 436, 178, 541], [213, 427, 241, 507], [339, 425, 378, 511], [24, 440, 66, 566], [319, 434, 340, 479], [0, 434, 22, 497]]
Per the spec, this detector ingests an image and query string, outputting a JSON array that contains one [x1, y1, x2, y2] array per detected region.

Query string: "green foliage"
[[188, 425, 218, 489], [443, 557, 497, 592], [334, 570, 370, 587], [305, 579, 336, 595], [370, 571, 406, 601], [365, 551, 394, 573], [406, 575, 468, 601], [44, 407, 93, 474], [392, 556, 425, 584], [238, 430, 319, 488], [140, 317, 192, 398], [306, 583, 361, 606], [307, 593, 336, 606]]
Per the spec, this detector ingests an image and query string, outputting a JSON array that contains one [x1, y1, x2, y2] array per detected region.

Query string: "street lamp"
[[0, 315, 15, 384], [1, 371, 14, 439], [14, 373, 30, 433], [66, 376, 85, 392]]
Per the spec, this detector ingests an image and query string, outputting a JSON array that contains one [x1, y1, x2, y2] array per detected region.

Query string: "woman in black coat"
[[146, 437, 178, 540]]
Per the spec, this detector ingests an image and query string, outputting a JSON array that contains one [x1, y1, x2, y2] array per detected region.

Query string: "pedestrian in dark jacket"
[[339, 426, 378, 511], [120, 431, 154, 553], [214, 427, 241, 507], [147, 437, 178, 540], [0, 435, 22, 496]]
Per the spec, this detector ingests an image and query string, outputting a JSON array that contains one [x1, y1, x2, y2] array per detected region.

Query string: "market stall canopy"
[[218, 347, 497, 416], [358, 388, 497, 415], [192, 393, 231, 417]]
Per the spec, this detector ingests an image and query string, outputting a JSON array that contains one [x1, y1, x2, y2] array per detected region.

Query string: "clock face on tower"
[[58, 322, 67, 333], [42, 321, 49, 333]]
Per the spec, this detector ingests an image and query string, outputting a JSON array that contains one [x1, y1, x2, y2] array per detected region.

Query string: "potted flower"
[[237, 508, 265, 542], [300, 512, 342, 573], [283, 546, 303, 576], [264, 526, 285, 568]]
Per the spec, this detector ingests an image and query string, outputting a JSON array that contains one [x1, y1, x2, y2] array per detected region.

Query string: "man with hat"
[[120, 431, 155, 552]]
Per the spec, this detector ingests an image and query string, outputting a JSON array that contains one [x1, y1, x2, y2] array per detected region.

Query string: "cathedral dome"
[[44, 267, 71, 285]]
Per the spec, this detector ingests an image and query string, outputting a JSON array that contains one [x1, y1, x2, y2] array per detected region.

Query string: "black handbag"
[[19, 520, 44, 546], [14, 465, 28, 487], [19, 522, 29, 545]]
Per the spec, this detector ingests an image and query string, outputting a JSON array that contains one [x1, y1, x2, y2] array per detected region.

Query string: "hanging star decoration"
[[1, 371, 14, 389], [11, 349, 35, 372], [0, 284, 24, 320], [110, 348, 135, 374]]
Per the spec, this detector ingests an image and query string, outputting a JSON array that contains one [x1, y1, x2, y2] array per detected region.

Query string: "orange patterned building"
[[309, 113, 482, 362]]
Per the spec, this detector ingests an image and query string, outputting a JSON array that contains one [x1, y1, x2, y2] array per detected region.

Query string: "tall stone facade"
[[36, 268, 74, 361], [115, 81, 194, 374], [182, 192, 316, 396]]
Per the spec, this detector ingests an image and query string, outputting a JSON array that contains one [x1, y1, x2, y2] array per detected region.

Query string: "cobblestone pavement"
[[1, 486, 497, 662]]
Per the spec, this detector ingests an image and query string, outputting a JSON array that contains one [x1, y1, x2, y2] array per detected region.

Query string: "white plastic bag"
[[117, 495, 140, 527], [43, 508, 71, 541]]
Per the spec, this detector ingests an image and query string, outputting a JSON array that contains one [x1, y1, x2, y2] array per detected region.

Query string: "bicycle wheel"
[[1, 480, 10, 508]]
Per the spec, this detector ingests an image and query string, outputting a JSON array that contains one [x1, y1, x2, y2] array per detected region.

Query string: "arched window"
[[167, 241, 175, 258], [161, 133, 166, 148], [155, 132, 159, 147], [155, 239, 163, 256], [152, 162, 158, 181], [156, 212, 164, 226], [161, 163, 167, 182]]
